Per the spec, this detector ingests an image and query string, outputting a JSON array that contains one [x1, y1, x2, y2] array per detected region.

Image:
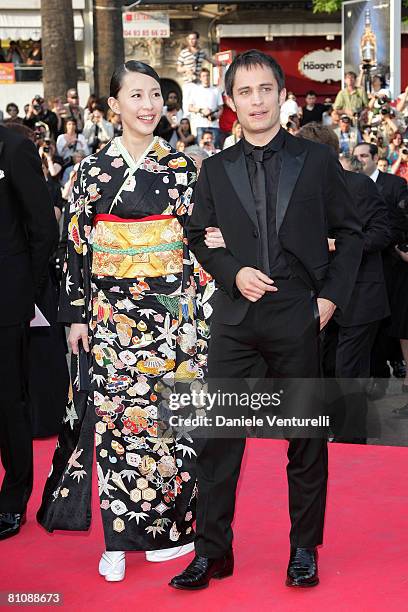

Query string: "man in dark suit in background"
[[353, 143, 408, 399], [0, 125, 57, 539], [169, 50, 363, 591], [298, 125, 390, 442]]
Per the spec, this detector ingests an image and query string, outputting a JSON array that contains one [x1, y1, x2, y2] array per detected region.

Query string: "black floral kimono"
[[37, 136, 209, 550]]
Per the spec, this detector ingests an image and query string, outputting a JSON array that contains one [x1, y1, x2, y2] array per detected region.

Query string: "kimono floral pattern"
[[37, 138, 210, 550]]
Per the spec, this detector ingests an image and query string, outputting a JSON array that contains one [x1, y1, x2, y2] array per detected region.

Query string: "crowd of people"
[[0, 42, 408, 594], [279, 71, 408, 182]]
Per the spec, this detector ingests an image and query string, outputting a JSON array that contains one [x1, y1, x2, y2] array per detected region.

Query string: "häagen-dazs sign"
[[298, 49, 342, 82]]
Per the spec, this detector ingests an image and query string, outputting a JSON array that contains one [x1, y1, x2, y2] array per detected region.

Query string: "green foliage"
[[313, 0, 406, 15], [312, 0, 342, 13]]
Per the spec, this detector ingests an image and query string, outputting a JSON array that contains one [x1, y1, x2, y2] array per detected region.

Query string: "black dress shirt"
[[243, 128, 291, 278]]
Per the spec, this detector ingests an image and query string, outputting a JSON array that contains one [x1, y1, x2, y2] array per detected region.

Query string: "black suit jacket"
[[0, 126, 58, 326], [375, 171, 407, 246], [336, 171, 390, 326], [187, 132, 364, 325]]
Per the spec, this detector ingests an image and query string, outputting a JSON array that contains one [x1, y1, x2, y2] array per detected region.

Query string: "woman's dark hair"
[[92, 103, 106, 115], [110, 61, 161, 98], [372, 74, 386, 88], [6, 102, 18, 113], [180, 117, 192, 132], [86, 94, 97, 110], [225, 49, 285, 98], [65, 116, 77, 126]]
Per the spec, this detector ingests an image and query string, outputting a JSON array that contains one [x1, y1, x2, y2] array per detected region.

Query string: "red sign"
[[213, 50, 234, 86], [0, 63, 15, 84]]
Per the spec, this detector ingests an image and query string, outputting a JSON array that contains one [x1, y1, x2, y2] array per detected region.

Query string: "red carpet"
[[1, 438, 408, 611]]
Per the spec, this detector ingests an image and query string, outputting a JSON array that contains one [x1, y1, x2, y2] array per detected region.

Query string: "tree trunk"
[[93, 0, 125, 98], [41, 0, 77, 100]]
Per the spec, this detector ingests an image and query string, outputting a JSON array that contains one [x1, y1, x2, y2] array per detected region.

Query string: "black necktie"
[[251, 148, 270, 275]]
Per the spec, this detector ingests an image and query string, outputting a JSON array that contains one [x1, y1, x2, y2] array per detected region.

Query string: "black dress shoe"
[[169, 550, 234, 590], [391, 361, 406, 379], [0, 512, 26, 541], [286, 547, 319, 587]]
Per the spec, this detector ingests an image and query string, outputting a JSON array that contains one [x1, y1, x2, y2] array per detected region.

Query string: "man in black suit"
[[353, 143, 408, 398], [298, 126, 389, 441], [169, 51, 363, 591], [0, 125, 57, 539]]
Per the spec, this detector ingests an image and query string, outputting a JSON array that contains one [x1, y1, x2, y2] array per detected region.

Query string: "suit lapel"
[[222, 143, 259, 230], [0, 141, 4, 157], [276, 138, 307, 234]]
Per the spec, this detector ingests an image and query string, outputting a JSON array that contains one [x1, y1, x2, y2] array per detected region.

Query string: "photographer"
[[368, 75, 391, 112], [56, 116, 88, 165], [198, 129, 219, 156], [333, 71, 368, 119], [49, 97, 67, 136], [187, 67, 223, 148], [391, 147, 408, 182], [396, 85, 408, 123], [334, 114, 362, 154], [38, 139, 62, 181], [82, 105, 114, 154], [375, 107, 401, 146], [23, 95, 58, 140]]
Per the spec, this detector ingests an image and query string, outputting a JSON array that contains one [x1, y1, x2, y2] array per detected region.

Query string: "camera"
[[32, 103, 41, 112], [380, 107, 390, 115], [402, 149, 408, 155], [43, 146, 50, 153]]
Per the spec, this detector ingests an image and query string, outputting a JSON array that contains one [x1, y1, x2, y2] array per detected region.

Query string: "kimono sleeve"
[[172, 155, 197, 227], [58, 163, 93, 324]]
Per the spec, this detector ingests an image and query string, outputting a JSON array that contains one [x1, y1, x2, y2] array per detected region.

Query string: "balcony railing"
[[9, 65, 86, 82]]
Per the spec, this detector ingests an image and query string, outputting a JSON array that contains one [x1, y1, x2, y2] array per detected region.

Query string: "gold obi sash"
[[91, 214, 184, 278]]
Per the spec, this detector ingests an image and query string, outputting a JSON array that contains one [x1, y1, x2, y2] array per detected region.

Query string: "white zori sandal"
[[99, 551, 126, 582], [145, 542, 195, 562]]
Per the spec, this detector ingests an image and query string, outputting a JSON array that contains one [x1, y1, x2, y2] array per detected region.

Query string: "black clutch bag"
[[77, 342, 91, 392]]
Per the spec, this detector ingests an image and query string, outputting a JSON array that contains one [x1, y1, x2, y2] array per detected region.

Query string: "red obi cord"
[[93, 214, 175, 226]]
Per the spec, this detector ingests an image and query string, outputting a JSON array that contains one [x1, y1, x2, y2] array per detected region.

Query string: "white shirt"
[[370, 169, 380, 183], [187, 84, 223, 129], [397, 92, 408, 116], [56, 133, 89, 160], [280, 99, 300, 126]]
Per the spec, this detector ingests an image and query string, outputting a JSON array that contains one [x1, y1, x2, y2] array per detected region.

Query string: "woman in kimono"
[[37, 61, 209, 581]]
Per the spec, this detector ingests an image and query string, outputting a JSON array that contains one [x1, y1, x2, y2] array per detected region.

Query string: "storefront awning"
[[0, 10, 84, 41], [216, 23, 342, 38]]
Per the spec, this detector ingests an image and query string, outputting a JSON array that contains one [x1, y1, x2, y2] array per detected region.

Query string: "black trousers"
[[195, 280, 328, 558], [0, 324, 33, 513], [370, 257, 403, 378], [323, 320, 379, 442], [324, 320, 379, 379]]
